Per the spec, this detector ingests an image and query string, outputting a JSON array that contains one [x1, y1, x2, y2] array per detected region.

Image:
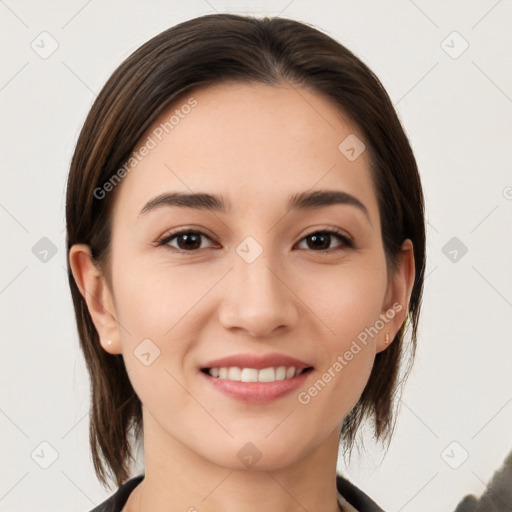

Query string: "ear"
[[376, 239, 416, 353], [68, 244, 122, 354]]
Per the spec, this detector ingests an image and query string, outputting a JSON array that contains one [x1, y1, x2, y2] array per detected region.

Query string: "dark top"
[[89, 473, 385, 512]]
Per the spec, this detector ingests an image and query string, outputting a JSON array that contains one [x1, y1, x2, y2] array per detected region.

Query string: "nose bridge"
[[218, 235, 298, 336], [235, 237, 284, 308]]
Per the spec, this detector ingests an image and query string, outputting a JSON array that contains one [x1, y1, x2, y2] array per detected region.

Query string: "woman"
[[66, 13, 424, 512]]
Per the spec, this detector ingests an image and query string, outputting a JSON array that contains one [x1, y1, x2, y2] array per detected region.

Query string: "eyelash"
[[156, 227, 354, 254]]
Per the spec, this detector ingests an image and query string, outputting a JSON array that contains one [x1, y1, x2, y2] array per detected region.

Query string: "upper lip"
[[201, 352, 313, 370]]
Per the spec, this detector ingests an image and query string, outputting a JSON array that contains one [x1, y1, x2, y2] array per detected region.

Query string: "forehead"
[[111, 81, 378, 223]]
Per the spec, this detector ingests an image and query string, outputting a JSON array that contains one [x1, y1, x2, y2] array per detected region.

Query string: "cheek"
[[304, 256, 387, 403], [297, 282, 383, 427], [113, 252, 219, 339], [113, 265, 203, 418], [310, 256, 388, 341], [111, 257, 222, 403]]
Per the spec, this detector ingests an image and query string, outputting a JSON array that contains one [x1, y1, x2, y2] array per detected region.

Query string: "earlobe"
[[376, 239, 415, 353], [68, 244, 122, 354]]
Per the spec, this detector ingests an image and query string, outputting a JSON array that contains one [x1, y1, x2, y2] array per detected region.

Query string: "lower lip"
[[200, 369, 313, 403]]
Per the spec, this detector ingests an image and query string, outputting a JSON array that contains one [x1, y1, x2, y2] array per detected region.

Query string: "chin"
[[201, 437, 307, 472]]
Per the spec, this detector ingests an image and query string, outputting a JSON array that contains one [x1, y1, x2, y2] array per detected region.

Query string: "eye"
[[157, 228, 354, 254], [157, 230, 216, 252], [296, 229, 354, 252]]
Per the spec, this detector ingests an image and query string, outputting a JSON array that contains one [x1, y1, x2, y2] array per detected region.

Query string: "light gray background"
[[1, 1, 511, 511]]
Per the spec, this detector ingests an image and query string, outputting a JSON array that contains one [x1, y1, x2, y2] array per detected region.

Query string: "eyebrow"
[[139, 189, 371, 223]]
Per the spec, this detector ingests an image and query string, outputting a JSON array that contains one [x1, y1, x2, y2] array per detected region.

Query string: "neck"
[[128, 407, 343, 512]]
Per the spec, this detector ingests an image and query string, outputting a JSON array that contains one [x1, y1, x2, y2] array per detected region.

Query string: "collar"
[[337, 489, 360, 512]]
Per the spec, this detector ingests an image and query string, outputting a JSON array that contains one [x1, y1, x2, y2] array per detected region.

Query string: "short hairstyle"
[[65, 13, 425, 488]]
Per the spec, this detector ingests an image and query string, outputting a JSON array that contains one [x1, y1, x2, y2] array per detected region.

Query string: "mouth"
[[200, 366, 314, 382], [198, 352, 315, 403]]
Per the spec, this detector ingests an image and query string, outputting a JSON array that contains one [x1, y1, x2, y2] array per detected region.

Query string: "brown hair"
[[66, 13, 425, 489]]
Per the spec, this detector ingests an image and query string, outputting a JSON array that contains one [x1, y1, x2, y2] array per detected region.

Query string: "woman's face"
[[78, 82, 412, 470]]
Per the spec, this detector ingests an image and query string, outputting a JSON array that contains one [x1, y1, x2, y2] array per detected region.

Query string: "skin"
[[69, 82, 415, 512]]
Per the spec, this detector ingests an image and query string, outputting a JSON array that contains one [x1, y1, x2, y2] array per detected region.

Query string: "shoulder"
[[88, 475, 144, 512], [336, 473, 386, 512]]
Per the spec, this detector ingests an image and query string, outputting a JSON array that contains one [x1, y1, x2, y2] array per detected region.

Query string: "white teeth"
[[241, 368, 258, 382], [257, 367, 275, 382], [275, 366, 286, 380], [228, 367, 241, 380], [207, 366, 308, 382]]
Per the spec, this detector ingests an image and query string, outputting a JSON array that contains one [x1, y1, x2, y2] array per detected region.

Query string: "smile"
[[202, 366, 312, 382], [200, 366, 314, 403]]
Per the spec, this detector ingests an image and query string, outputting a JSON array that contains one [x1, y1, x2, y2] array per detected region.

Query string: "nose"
[[217, 247, 300, 338]]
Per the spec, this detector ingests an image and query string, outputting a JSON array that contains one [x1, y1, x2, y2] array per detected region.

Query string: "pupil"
[[309, 233, 329, 250], [180, 232, 200, 250]]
